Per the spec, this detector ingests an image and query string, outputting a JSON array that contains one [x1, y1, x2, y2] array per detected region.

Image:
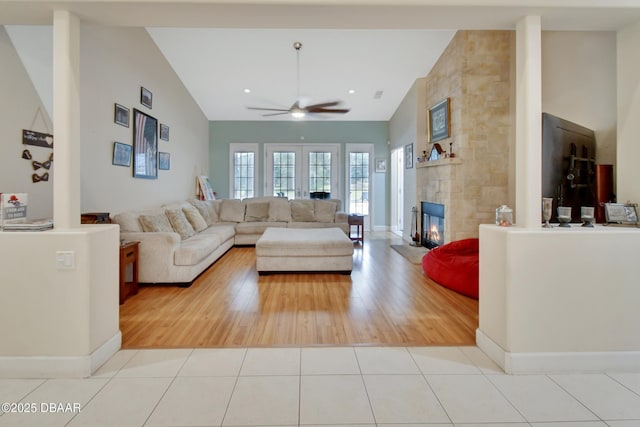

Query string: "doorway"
[[390, 147, 404, 236]]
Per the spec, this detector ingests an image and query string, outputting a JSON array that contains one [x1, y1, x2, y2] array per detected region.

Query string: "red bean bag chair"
[[422, 238, 479, 299]]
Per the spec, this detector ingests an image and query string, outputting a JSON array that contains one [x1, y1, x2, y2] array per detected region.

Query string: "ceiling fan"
[[247, 42, 350, 119]]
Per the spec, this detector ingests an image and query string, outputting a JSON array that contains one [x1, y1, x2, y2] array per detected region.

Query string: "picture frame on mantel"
[[428, 97, 451, 142]]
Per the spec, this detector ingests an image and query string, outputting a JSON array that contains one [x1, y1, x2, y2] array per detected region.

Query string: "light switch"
[[55, 251, 75, 270]]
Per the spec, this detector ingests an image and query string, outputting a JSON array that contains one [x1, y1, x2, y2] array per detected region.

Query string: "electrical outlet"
[[55, 251, 75, 270]]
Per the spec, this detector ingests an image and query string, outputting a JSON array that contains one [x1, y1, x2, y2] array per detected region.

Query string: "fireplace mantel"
[[416, 158, 462, 168]]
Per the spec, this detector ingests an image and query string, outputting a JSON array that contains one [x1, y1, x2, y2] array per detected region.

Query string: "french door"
[[265, 144, 339, 199]]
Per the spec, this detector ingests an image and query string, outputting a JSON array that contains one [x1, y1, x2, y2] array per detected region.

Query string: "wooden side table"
[[119, 241, 139, 304], [348, 214, 364, 244]]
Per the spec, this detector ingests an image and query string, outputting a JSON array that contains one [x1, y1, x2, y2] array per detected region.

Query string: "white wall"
[[80, 26, 209, 214], [0, 26, 53, 219], [542, 31, 617, 165], [617, 21, 640, 204], [389, 78, 422, 242]]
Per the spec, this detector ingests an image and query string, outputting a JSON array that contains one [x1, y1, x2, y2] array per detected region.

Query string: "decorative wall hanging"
[[140, 87, 152, 109], [132, 109, 158, 179], [159, 152, 170, 170], [160, 124, 169, 141], [114, 103, 130, 127], [22, 149, 32, 160], [428, 97, 451, 142], [22, 129, 53, 148], [31, 160, 51, 170], [112, 141, 132, 167], [32, 172, 49, 183], [405, 143, 413, 169], [375, 158, 386, 173]]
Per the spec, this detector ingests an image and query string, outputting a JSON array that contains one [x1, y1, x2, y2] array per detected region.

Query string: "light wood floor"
[[120, 232, 478, 348]]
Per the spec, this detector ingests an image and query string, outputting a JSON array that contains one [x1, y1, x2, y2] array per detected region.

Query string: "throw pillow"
[[267, 198, 292, 222], [219, 199, 246, 222], [183, 204, 208, 232], [314, 200, 338, 223], [165, 208, 196, 240], [290, 200, 315, 222], [245, 202, 269, 222], [139, 212, 173, 232], [189, 199, 212, 226]]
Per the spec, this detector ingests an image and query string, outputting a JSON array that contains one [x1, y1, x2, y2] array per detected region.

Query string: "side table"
[[348, 214, 364, 244], [120, 241, 139, 304]]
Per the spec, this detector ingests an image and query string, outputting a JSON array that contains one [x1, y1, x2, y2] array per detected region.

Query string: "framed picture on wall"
[[160, 124, 169, 141], [375, 158, 387, 173], [159, 152, 170, 170], [405, 143, 413, 169], [112, 141, 132, 167], [428, 97, 451, 142], [140, 87, 153, 109], [114, 103, 129, 127], [132, 109, 158, 179]]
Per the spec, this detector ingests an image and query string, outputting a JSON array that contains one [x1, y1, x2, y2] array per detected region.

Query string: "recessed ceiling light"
[[243, 88, 251, 93], [348, 89, 356, 94]]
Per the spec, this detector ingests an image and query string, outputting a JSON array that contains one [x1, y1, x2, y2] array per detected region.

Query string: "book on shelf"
[[196, 176, 216, 201], [1, 193, 28, 229]]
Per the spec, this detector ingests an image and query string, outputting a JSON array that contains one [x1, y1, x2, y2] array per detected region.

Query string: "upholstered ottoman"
[[256, 227, 354, 274]]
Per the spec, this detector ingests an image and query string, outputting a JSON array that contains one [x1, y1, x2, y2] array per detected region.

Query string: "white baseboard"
[[372, 225, 389, 232], [0, 331, 121, 378], [476, 329, 640, 374]]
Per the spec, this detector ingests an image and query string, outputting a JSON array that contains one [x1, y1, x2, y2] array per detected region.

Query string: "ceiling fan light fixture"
[[291, 109, 306, 119]]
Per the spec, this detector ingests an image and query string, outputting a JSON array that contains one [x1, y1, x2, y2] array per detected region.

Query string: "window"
[[272, 151, 296, 199], [349, 151, 370, 215], [229, 143, 258, 199], [265, 144, 339, 199], [308, 151, 331, 198]]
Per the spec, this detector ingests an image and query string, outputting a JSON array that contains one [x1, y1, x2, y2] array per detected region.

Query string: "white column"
[[515, 16, 542, 228], [53, 10, 81, 229]]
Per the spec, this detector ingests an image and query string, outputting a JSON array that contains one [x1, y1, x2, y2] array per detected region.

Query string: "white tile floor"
[[1, 346, 639, 426]]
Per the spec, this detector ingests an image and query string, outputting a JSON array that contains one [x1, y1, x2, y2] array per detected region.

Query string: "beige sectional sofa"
[[112, 197, 349, 285]]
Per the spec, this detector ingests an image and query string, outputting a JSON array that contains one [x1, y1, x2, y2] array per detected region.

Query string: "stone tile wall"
[[417, 31, 515, 243]]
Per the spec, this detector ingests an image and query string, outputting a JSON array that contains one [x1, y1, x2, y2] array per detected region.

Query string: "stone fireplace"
[[422, 201, 445, 248], [415, 30, 514, 244]]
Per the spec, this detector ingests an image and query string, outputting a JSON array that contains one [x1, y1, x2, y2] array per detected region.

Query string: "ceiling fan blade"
[[304, 101, 340, 110], [307, 108, 350, 114], [247, 107, 291, 112], [262, 112, 291, 117]]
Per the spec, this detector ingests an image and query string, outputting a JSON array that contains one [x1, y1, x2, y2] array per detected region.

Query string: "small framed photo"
[[604, 203, 639, 225], [140, 87, 152, 109], [428, 97, 451, 142], [114, 103, 129, 127], [112, 141, 132, 167], [160, 124, 169, 141], [405, 143, 413, 169], [375, 158, 386, 173], [159, 152, 170, 170]]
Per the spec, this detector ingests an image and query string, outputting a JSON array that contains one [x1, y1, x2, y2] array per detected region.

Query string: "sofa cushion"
[[189, 199, 212, 225], [290, 200, 315, 222], [314, 200, 338, 223], [165, 208, 196, 240], [267, 198, 292, 222], [139, 212, 174, 233], [113, 211, 145, 232], [219, 199, 246, 222], [235, 221, 287, 235], [200, 224, 236, 242], [174, 234, 223, 266], [245, 202, 269, 222], [183, 204, 208, 232]]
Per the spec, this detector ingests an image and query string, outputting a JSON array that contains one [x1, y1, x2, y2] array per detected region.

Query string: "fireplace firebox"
[[421, 202, 445, 249]]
